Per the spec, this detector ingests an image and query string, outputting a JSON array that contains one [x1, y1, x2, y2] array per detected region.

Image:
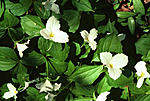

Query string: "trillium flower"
[[40, 16, 69, 43], [100, 52, 128, 80], [16, 40, 30, 57], [3, 83, 18, 99], [134, 61, 150, 88], [42, 0, 60, 14], [45, 93, 56, 101], [96, 92, 110, 101], [80, 28, 98, 50]]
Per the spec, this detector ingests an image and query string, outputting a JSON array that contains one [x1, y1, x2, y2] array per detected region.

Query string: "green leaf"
[[49, 58, 68, 75], [97, 34, 123, 54], [92, 52, 100, 62], [116, 12, 136, 18], [69, 65, 103, 85], [63, 10, 81, 33], [38, 37, 54, 56], [72, 0, 94, 12], [80, 44, 91, 59], [8, 0, 32, 16], [135, 95, 150, 101], [34, 1, 50, 19], [0, 1, 4, 18], [142, 50, 150, 62], [73, 97, 93, 101], [97, 77, 111, 94], [0, 10, 19, 28], [120, 87, 128, 99], [0, 47, 18, 71], [73, 42, 81, 56], [22, 51, 46, 66], [128, 17, 135, 35], [94, 14, 106, 22], [64, 61, 75, 76], [133, 0, 145, 15], [21, 15, 45, 37], [135, 34, 150, 55], [71, 83, 95, 97]]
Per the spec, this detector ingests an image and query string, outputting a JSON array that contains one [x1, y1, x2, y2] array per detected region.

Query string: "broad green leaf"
[[142, 50, 150, 62], [0, 1, 4, 18], [63, 10, 81, 33], [8, 0, 32, 16], [71, 83, 95, 96], [0, 47, 18, 71], [38, 37, 54, 56], [97, 34, 123, 54], [69, 65, 103, 85], [72, 0, 93, 12], [0, 28, 6, 38], [64, 61, 75, 76], [120, 87, 128, 99], [94, 14, 106, 22], [80, 44, 91, 59], [135, 34, 150, 55], [0, 10, 19, 28], [133, 0, 145, 15], [128, 17, 135, 35], [116, 12, 136, 18], [21, 15, 44, 37], [49, 58, 68, 75], [34, 1, 50, 19], [97, 77, 111, 94], [21, 51, 46, 66], [135, 95, 150, 101], [73, 97, 93, 101], [73, 42, 81, 56], [92, 52, 100, 62]]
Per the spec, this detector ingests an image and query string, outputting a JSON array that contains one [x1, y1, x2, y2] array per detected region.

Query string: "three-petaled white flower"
[[80, 28, 98, 50], [40, 16, 69, 43], [36, 79, 61, 101], [3, 83, 18, 100], [16, 40, 30, 58], [100, 52, 128, 80], [96, 92, 110, 101], [42, 0, 60, 14], [134, 61, 150, 88]]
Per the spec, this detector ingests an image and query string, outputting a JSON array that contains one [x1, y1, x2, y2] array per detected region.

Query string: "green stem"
[[127, 87, 130, 101]]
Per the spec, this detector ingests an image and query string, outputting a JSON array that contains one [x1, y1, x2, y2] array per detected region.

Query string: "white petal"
[[100, 52, 112, 66], [52, 30, 69, 43], [110, 53, 128, 68], [53, 83, 61, 91], [46, 16, 60, 32], [96, 92, 110, 101], [7, 83, 16, 92], [40, 28, 51, 40], [80, 30, 89, 42], [51, 3, 60, 14], [3, 91, 14, 99], [45, 93, 56, 101], [21, 82, 29, 91], [108, 68, 122, 80], [136, 77, 144, 88], [89, 41, 97, 50], [16, 43, 28, 57], [135, 61, 147, 76], [89, 28, 98, 41]]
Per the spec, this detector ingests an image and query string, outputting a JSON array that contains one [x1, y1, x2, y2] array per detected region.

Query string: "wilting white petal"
[[110, 53, 128, 69], [80, 30, 89, 42], [89, 41, 97, 50], [96, 92, 110, 101], [89, 28, 98, 41], [136, 77, 144, 88], [46, 16, 60, 32], [100, 52, 112, 66], [108, 68, 122, 80], [16, 42, 29, 57], [45, 93, 56, 101], [51, 3, 60, 14], [53, 83, 61, 91]]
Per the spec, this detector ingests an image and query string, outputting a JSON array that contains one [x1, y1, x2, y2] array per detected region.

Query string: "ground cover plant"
[[0, 0, 150, 101]]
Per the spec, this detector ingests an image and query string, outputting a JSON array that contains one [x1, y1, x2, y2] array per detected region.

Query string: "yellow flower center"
[[14, 90, 17, 94], [49, 33, 54, 37], [141, 72, 145, 77], [110, 64, 113, 68]]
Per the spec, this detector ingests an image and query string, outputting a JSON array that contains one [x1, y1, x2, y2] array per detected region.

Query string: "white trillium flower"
[[42, 0, 60, 14], [3, 83, 18, 99], [96, 92, 110, 101], [40, 16, 69, 43], [134, 61, 150, 88], [80, 28, 98, 50], [100, 52, 128, 80], [16, 40, 30, 58], [45, 93, 56, 101]]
